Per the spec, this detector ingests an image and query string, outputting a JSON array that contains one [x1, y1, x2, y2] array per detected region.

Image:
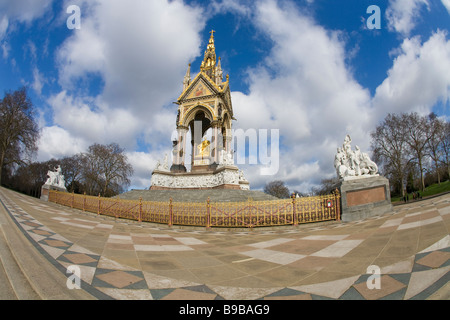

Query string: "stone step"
[[116, 189, 280, 203]]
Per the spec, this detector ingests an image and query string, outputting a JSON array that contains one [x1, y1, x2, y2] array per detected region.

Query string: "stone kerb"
[[338, 175, 392, 222]]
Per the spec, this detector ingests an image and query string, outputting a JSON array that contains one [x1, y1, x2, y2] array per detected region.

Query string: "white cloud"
[[32, 67, 45, 95], [443, 0, 450, 14], [230, 0, 450, 193], [37, 126, 88, 161], [1, 39, 10, 58], [47, 91, 143, 150], [0, 15, 8, 41], [230, 0, 372, 192], [386, 0, 429, 36], [373, 30, 450, 116], [126, 151, 159, 190], [0, 0, 53, 22], [209, 0, 253, 16], [47, 0, 207, 155], [57, 0, 206, 112], [0, 0, 53, 40]]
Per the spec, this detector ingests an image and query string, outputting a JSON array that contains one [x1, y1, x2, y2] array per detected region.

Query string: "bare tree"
[[7, 159, 59, 198], [83, 143, 134, 197], [427, 113, 446, 184], [60, 154, 85, 193], [311, 177, 340, 195], [440, 121, 450, 179], [404, 112, 432, 191], [0, 87, 39, 185], [371, 113, 410, 196], [263, 180, 290, 199]]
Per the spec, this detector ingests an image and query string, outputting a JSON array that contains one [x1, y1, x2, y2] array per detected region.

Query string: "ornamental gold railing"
[[48, 190, 341, 229]]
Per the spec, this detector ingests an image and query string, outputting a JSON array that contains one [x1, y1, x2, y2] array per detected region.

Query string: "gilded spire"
[[201, 30, 217, 81], [207, 30, 215, 51]]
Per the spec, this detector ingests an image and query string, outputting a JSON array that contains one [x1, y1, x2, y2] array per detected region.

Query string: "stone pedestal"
[[150, 166, 250, 190], [338, 175, 392, 222], [40, 184, 67, 201]]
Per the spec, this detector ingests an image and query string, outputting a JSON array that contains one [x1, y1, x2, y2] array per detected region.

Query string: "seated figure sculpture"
[[44, 165, 67, 190], [334, 135, 378, 180]]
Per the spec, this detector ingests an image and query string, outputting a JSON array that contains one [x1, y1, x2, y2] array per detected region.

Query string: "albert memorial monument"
[[150, 31, 249, 191]]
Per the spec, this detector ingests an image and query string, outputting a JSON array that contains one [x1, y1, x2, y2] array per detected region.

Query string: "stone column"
[[210, 122, 220, 164], [224, 129, 233, 154], [171, 126, 188, 172]]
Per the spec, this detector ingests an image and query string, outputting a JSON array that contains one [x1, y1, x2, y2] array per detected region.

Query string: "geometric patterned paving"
[[0, 187, 448, 300]]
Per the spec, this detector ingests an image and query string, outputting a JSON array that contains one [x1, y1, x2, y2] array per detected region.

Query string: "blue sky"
[[1, 0, 450, 193]]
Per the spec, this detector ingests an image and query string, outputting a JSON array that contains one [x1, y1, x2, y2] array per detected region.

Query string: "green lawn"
[[391, 180, 450, 203]]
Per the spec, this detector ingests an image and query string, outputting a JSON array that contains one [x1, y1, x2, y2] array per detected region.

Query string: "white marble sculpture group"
[[154, 154, 170, 172], [44, 165, 67, 190], [334, 135, 378, 180]]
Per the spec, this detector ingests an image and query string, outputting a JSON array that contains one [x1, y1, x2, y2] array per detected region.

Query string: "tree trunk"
[[0, 151, 5, 186], [435, 160, 441, 184], [419, 158, 425, 191]]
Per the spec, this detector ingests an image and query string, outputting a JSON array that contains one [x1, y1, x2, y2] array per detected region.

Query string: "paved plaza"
[[0, 186, 448, 300]]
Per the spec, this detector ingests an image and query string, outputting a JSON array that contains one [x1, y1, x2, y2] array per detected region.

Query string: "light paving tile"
[[419, 235, 450, 253], [109, 234, 133, 241], [32, 229, 52, 236], [56, 211, 71, 216], [97, 288, 153, 300], [78, 265, 97, 285], [36, 225, 53, 232], [438, 206, 450, 215], [68, 244, 98, 255], [27, 232, 47, 242], [290, 275, 360, 299], [381, 257, 415, 274], [210, 285, 282, 300], [161, 288, 216, 300], [52, 217, 70, 222], [248, 238, 295, 248], [301, 235, 349, 241], [40, 244, 66, 259], [20, 223, 37, 231], [398, 216, 443, 230], [61, 221, 95, 229], [96, 223, 114, 229], [404, 266, 450, 300], [241, 249, 305, 265], [74, 218, 97, 223], [97, 256, 138, 271], [311, 240, 364, 258], [143, 271, 200, 289], [150, 234, 171, 238], [420, 216, 444, 226], [397, 221, 421, 230], [174, 237, 207, 245], [380, 218, 403, 228], [162, 245, 194, 251], [134, 244, 193, 252], [49, 233, 72, 242]]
